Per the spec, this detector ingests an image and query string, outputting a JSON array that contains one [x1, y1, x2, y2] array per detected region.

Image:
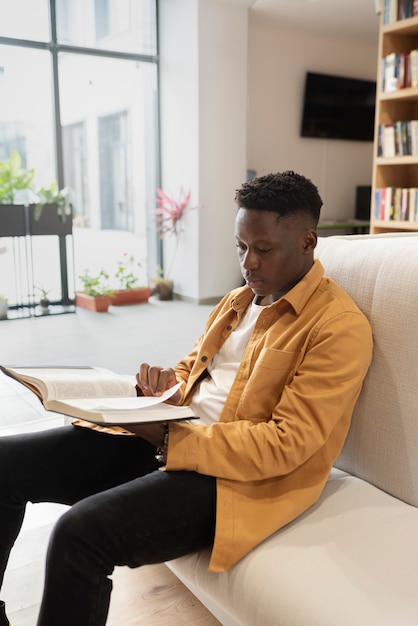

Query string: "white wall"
[[159, 0, 252, 302], [159, 2, 379, 303], [247, 19, 378, 220]]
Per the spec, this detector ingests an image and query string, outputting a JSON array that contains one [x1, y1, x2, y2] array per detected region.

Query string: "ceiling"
[[250, 0, 381, 45]]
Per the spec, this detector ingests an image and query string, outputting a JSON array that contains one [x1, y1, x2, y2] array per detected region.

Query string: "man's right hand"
[[135, 363, 181, 401]]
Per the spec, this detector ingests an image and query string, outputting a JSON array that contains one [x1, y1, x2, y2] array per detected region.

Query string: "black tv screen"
[[301, 72, 376, 142]]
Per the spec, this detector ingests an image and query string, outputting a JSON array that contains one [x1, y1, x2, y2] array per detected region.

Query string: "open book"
[[0, 365, 197, 426]]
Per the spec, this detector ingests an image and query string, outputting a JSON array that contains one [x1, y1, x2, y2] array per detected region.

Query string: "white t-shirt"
[[189, 300, 264, 425]]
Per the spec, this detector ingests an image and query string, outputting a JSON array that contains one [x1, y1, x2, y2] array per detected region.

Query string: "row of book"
[[382, 0, 418, 24], [377, 120, 418, 157], [374, 187, 418, 222], [381, 50, 418, 92]]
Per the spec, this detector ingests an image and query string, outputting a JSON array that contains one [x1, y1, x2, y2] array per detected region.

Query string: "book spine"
[[382, 122, 396, 158], [374, 188, 382, 220], [410, 50, 418, 88], [375, 187, 418, 222]]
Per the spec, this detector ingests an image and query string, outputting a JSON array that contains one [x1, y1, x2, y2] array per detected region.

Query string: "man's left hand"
[[127, 422, 166, 448]]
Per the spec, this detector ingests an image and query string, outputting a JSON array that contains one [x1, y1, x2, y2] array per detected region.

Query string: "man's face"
[[235, 208, 317, 298]]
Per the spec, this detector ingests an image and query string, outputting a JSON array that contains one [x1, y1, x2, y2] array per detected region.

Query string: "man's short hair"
[[235, 170, 323, 227]]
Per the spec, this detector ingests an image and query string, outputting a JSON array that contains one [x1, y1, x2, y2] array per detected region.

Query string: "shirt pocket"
[[238, 348, 297, 422]]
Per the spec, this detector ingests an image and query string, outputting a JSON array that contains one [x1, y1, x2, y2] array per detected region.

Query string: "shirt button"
[[201, 356, 208, 362]]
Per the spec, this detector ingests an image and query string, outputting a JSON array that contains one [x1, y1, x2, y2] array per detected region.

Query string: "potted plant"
[[0, 294, 8, 320], [76, 269, 114, 312], [29, 181, 74, 236], [150, 265, 174, 301], [0, 151, 74, 237], [152, 187, 201, 300], [35, 286, 52, 314], [111, 253, 151, 306], [0, 151, 34, 237]]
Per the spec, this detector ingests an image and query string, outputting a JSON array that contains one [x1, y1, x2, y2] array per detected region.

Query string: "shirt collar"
[[231, 259, 325, 316]]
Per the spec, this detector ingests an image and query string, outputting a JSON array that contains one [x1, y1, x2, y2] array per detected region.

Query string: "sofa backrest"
[[315, 233, 418, 508]]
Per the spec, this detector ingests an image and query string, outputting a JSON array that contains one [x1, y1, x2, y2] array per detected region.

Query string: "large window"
[[0, 0, 159, 289]]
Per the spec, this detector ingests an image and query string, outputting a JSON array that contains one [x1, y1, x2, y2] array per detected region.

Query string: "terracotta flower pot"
[[111, 287, 151, 306], [76, 292, 112, 312]]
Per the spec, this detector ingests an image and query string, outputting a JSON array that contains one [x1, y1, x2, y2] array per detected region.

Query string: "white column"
[[159, 0, 254, 302]]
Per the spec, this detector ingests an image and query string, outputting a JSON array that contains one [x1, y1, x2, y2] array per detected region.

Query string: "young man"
[[0, 171, 372, 626]]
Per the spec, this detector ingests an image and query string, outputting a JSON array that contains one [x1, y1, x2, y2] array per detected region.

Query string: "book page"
[[84, 382, 183, 411], [59, 382, 183, 413], [4, 367, 137, 403], [93, 403, 196, 425], [49, 383, 189, 424]]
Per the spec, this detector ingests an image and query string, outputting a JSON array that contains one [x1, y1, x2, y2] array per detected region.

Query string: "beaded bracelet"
[[155, 424, 169, 464]]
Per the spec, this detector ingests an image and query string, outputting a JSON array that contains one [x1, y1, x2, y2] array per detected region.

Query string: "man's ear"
[[303, 229, 317, 253]]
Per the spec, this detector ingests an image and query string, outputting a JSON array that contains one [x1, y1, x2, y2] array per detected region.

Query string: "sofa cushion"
[[168, 467, 418, 626], [315, 234, 418, 508]]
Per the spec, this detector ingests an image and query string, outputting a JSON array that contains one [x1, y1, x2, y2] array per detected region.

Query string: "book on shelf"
[[0, 365, 197, 426], [377, 120, 418, 157], [382, 52, 398, 92], [381, 49, 418, 92], [410, 49, 418, 88], [398, 0, 415, 20], [382, 123, 396, 157], [374, 186, 418, 221], [409, 188, 418, 220], [383, 0, 417, 23], [383, 0, 398, 24]]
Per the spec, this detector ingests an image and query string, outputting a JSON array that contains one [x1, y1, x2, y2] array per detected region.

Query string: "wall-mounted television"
[[301, 72, 376, 142]]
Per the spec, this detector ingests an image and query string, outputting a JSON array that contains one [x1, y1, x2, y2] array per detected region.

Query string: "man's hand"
[[136, 363, 181, 402], [127, 422, 166, 447]]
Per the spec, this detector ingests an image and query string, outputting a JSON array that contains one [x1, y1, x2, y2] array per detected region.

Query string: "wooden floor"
[[2, 502, 221, 626], [108, 564, 220, 625]]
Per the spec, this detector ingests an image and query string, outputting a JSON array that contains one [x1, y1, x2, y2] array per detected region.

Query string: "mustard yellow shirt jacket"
[[166, 259, 373, 572]]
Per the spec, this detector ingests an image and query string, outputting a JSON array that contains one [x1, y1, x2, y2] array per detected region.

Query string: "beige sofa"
[[167, 233, 418, 626]]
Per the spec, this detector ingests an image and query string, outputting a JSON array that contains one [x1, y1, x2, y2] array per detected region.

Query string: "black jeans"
[[0, 426, 216, 625]]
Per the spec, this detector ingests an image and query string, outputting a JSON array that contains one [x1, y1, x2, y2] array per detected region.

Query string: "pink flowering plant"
[[154, 187, 200, 238]]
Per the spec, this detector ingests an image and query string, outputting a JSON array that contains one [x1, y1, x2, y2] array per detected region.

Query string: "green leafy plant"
[[77, 269, 114, 297], [0, 151, 74, 223], [35, 285, 51, 299], [35, 285, 52, 308], [34, 181, 74, 222], [114, 253, 145, 290], [0, 151, 35, 204]]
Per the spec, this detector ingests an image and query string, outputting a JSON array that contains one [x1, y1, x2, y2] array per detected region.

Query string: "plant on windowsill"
[[151, 187, 201, 300], [111, 253, 151, 306], [29, 181, 74, 236], [0, 151, 74, 236], [35, 286, 52, 314], [0, 151, 34, 237], [0, 150, 35, 203], [76, 269, 114, 313], [33, 181, 74, 221]]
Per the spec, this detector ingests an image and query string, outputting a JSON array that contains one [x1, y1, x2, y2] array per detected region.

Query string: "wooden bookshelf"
[[371, 11, 418, 233]]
